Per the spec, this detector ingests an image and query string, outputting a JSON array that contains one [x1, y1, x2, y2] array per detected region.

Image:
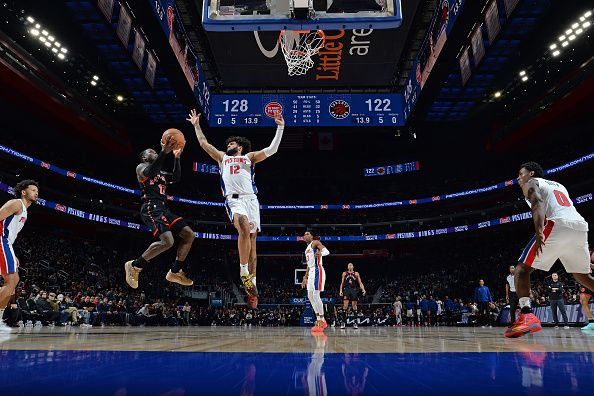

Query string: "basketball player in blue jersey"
[[187, 109, 284, 309], [340, 262, 366, 329], [506, 162, 592, 338], [0, 180, 38, 331], [124, 137, 195, 289]]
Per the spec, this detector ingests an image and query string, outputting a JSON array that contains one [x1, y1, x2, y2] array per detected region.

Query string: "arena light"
[[35, 24, 40, 29], [493, 91, 501, 98], [558, 35, 566, 41], [29, 28, 39, 36], [549, 43, 557, 50], [44, 41, 51, 48], [41, 29, 48, 36], [60, 48, 67, 54], [116, 95, 124, 102], [90, 80, 97, 86], [92, 75, 99, 81], [584, 21, 592, 28], [47, 35, 54, 42], [585, 11, 592, 18], [521, 76, 528, 82], [565, 29, 572, 35], [57, 53, 65, 60], [39, 36, 46, 42], [561, 41, 569, 47], [576, 28, 583, 34], [519, 70, 526, 76], [568, 34, 576, 41], [51, 48, 58, 53], [571, 22, 579, 29], [54, 41, 61, 48], [26, 16, 35, 23], [552, 50, 560, 57]]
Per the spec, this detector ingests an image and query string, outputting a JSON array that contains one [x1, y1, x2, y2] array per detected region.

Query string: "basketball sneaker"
[[124, 260, 142, 289], [311, 320, 325, 333], [504, 312, 542, 338], [320, 319, 328, 330], [166, 270, 194, 286], [247, 295, 258, 309], [581, 322, 594, 331], [353, 322, 359, 329], [241, 274, 258, 297], [340, 322, 346, 329], [0, 320, 12, 333]]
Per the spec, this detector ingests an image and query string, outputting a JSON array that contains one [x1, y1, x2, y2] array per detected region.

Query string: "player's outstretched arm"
[[168, 148, 182, 184], [187, 109, 224, 163], [0, 200, 21, 221], [248, 114, 284, 164]]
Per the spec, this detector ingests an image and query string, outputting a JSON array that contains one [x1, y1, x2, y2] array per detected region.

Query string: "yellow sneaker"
[[124, 260, 141, 289], [166, 270, 194, 286], [241, 274, 258, 297]]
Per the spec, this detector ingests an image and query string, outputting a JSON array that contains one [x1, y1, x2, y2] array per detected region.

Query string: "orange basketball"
[[161, 128, 186, 150]]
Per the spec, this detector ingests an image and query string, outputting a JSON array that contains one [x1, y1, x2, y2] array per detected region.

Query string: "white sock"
[[0, 308, 4, 322], [251, 276, 257, 287], [519, 297, 531, 308], [240, 264, 249, 276]]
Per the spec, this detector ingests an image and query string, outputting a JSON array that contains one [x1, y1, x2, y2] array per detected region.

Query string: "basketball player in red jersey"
[[0, 180, 38, 331], [187, 109, 284, 309], [340, 263, 366, 329], [124, 136, 195, 289], [505, 162, 592, 338]]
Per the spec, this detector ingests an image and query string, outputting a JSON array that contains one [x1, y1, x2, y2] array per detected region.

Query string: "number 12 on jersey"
[[229, 165, 240, 174]]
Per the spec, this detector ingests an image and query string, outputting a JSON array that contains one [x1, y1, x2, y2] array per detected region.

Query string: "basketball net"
[[279, 30, 325, 76]]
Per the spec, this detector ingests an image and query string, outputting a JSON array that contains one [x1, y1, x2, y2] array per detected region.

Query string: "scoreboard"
[[208, 93, 405, 127]]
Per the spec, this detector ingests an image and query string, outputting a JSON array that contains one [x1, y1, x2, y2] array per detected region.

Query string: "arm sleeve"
[[141, 151, 167, 179], [262, 126, 284, 157], [168, 158, 181, 184]]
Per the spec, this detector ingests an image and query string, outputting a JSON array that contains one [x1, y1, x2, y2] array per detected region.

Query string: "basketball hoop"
[[279, 30, 325, 76]]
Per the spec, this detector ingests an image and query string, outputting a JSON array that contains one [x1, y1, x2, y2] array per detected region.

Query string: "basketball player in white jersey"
[[505, 162, 591, 338], [187, 109, 284, 308], [301, 231, 330, 332], [0, 180, 38, 331]]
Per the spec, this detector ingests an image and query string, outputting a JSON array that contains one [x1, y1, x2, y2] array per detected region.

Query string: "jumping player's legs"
[[233, 214, 251, 272], [248, 232, 257, 282], [0, 272, 19, 310], [173, 226, 195, 268]]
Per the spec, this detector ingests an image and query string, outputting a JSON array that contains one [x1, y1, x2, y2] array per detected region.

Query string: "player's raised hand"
[[274, 113, 284, 126], [161, 136, 176, 154], [173, 148, 183, 158], [186, 109, 201, 127]]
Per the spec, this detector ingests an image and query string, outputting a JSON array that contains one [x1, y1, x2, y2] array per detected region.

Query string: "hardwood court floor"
[[2, 326, 594, 395], [2, 325, 594, 352]]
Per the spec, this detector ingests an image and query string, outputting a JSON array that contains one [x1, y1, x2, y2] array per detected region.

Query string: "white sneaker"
[[554, 325, 559, 329], [0, 320, 12, 333], [564, 326, 570, 329]]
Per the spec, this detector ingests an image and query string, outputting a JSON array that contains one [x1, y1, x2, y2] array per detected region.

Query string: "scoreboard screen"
[[209, 93, 405, 127]]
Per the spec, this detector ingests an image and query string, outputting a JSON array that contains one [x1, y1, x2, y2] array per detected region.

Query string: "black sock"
[[133, 256, 148, 269], [520, 306, 532, 314], [171, 260, 184, 273]]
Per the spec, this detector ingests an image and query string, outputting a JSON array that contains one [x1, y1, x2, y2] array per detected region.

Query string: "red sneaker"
[[504, 312, 542, 338], [247, 295, 258, 309], [311, 320, 325, 333], [320, 320, 328, 329]]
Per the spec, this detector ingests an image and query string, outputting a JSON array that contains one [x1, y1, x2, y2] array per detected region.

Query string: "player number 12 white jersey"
[[219, 154, 258, 197]]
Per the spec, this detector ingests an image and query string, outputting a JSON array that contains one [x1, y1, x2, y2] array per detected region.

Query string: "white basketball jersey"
[[1, 200, 27, 244], [219, 154, 258, 197], [526, 178, 587, 230], [305, 242, 323, 269]]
